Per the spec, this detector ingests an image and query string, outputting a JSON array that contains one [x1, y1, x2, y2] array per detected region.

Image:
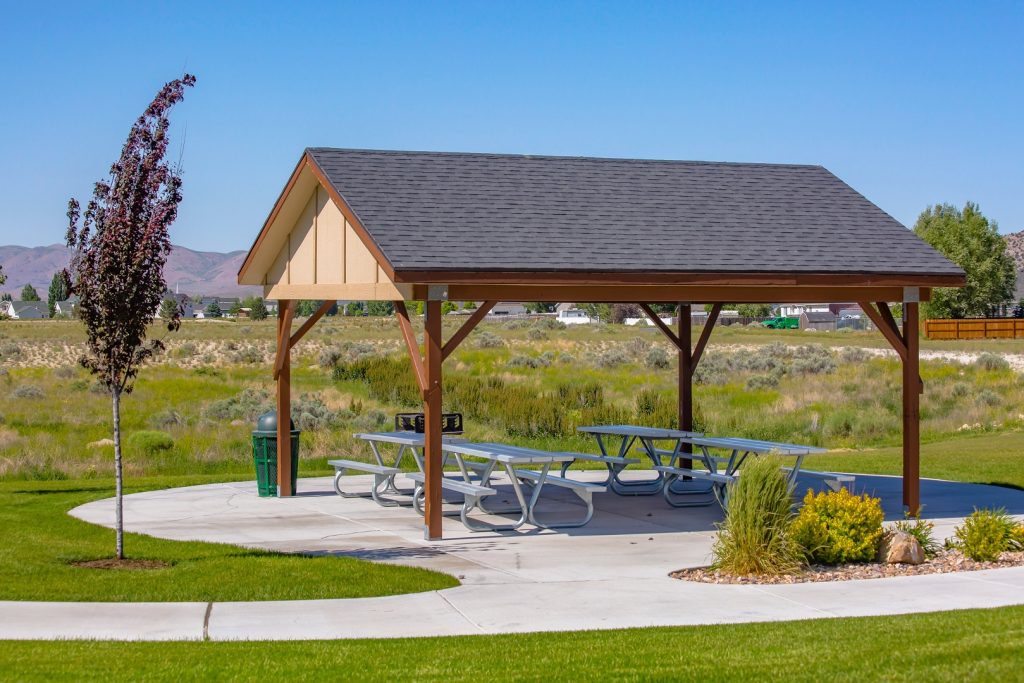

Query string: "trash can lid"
[[256, 410, 295, 432]]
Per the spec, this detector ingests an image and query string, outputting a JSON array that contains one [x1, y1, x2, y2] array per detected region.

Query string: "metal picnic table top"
[[353, 431, 467, 447], [675, 435, 827, 456], [576, 425, 701, 440], [441, 441, 575, 465]]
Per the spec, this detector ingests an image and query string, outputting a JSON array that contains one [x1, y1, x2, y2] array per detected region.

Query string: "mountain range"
[[3, 231, 1024, 300], [0, 244, 260, 298]]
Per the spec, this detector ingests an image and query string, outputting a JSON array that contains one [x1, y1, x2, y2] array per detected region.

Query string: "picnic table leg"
[[605, 435, 662, 496]]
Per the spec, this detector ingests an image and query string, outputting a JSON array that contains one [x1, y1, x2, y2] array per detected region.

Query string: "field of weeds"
[[1, 316, 1023, 481]]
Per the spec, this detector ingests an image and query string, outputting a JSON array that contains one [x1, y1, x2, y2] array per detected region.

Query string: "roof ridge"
[[305, 147, 824, 170]]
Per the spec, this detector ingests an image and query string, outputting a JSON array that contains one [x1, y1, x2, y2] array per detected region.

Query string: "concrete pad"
[[46, 472, 1024, 641], [0, 601, 207, 640]]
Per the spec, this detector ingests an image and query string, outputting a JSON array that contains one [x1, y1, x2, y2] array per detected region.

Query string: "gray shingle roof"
[[307, 148, 963, 278]]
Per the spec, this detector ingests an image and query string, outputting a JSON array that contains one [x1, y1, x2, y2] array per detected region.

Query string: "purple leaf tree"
[[65, 74, 196, 560]]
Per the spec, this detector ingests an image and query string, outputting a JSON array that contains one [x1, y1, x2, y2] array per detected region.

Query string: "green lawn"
[[2, 606, 1022, 681], [0, 477, 456, 601], [803, 429, 1024, 491]]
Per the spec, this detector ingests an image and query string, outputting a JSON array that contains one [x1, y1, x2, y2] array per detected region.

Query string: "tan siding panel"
[[315, 186, 345, 283], [268, 241, 288, 285], [288, 195, 317, 284], [345, 220, 378, 283]]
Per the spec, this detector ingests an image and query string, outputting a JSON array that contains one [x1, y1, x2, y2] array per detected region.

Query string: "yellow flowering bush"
[[792, 488, 884, 564]]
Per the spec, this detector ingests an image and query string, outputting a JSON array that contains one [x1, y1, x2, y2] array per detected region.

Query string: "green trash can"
[[252, 411, 300, 497]]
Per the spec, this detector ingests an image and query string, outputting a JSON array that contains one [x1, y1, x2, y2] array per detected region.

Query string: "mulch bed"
[[671, 550, 1024, 585], [71, 558, 171, 571]]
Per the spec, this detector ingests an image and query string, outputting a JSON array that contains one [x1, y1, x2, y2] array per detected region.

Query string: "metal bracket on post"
[[427, 285, 449, 301]]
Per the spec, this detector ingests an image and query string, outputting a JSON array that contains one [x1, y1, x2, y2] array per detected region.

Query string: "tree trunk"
[[112, 387, 124, 560]]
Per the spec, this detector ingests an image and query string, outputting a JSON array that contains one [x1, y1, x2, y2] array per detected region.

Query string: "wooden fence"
[[924, 318, 1024, 340]]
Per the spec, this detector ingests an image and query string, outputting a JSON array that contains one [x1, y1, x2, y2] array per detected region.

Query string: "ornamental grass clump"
[[711, 457, 803, 576], [953, 508, 1020, 562], [792, 488, 884, 564]]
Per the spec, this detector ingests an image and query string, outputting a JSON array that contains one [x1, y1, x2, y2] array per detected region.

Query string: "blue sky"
[[1, 1, 1021, 252]]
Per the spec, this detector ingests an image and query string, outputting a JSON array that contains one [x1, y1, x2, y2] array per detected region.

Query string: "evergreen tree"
[[21, 283, 40, 301], [47, 271, 69, 317]]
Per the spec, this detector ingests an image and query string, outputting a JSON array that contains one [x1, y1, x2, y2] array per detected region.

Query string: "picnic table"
[[575, 425, 704, 496], [652, 435, 827, 508], [437, 441, 577, 531], [328, 431, 465, 505]]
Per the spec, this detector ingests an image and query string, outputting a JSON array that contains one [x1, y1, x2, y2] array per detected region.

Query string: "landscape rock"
[[877, 530, 925, 565], [87, 438, 115, 449]]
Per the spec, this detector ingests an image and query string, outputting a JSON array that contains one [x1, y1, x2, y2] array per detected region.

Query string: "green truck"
[[761, 316, 799, 329]]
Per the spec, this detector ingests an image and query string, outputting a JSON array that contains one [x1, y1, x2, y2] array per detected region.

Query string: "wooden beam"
[[858, 301, 907, 362], [289, 300, 334, 348], [875, 302, 904, 342], [423, 300, 444, 540], [447, 284, 916, 304], [273, 300, 295, 380], [396, 269, 965, 288], [903, 302, 921, 513], [690, 303, 721, 370], [394, 301, 428, 394], [276, 303, 293, 497], [638, 303, 684, 351], [441, 301, 497, 361]]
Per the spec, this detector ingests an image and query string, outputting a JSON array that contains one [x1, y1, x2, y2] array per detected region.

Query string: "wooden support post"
[[903, 302, 921, 513], [423, 300, 444, 540], [276, 300, 293, 497], [678, 304, 693, 470]]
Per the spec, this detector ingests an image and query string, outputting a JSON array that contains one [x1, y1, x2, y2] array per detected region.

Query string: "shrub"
[[174, 342, 197, 358], [526, 327, 548, 341], [508, 354, 549, 369], [53, 366, 77, 379], [977, 389, 1002, 407], [596, 348, 630, 368], [627, 337, 650, 356], [892, 514, 941, 558], [746, 374, 779, 390], [291, 393, 345, 431], [792, 488, 884, 564], [318, 347, 343, 368], [790, 345, 837, 375], [232, 347, 264, 364], [149, 409, 185, 428], [839, 347, 870, 363], [475, 331, 504, 349], [711, 457, 803, 576], [11, 384, 44, 399], [645, 346, 671, 369], [974, 353, 1009, 372], [206, 388, 272, 421], [128, 430, 175, 455], [0, 342, 21, 357], [953, 508, 1018, 561]]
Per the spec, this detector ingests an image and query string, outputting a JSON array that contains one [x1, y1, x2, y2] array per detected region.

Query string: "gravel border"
[[671, 550, 1024, 584]]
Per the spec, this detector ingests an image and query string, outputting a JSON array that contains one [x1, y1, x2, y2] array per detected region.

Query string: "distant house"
[[488, 302, 528, 317], [156, 293, 194, 319], [53, 296, 79, 318], [0, 300, 47, 320], [777, 303, 831, 317], [555, 305, 593, 325], [800, 310, 837, 331]]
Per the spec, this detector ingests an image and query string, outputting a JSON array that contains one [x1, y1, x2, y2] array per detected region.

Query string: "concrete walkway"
[[3, 472, 1023, 641]]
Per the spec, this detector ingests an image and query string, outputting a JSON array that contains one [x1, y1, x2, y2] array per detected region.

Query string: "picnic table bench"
[[576, 425, 704, 496], [329, 432, 465, 506]]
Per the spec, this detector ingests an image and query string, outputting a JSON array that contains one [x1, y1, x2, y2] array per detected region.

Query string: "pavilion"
[[238, 148, 965, 540]]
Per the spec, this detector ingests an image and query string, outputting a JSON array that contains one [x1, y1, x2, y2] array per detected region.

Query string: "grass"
[[802, 430, 1024, 490], [1, 606, 1023, 681], [5, 316, 1024, 481], [0, 477, 457, 601]]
